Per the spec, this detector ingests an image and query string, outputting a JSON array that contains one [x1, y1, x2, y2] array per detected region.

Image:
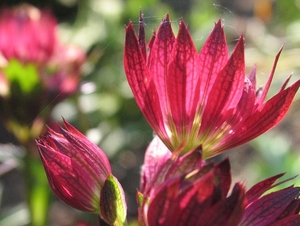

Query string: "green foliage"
[[3, 59, 39, 95], [273, 0, 300, 25]]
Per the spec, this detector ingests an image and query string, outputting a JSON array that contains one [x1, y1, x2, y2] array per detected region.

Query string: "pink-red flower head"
[[0, 4, 85, 125], [36, 120, 127, 225], [0, 4, 57, 63], [0, 3, 85, 97], [124, 13, 300, 158], [138, 137, 300, 226]]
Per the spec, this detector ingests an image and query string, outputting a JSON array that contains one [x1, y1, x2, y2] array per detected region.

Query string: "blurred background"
[[0, 0, 300, 225]]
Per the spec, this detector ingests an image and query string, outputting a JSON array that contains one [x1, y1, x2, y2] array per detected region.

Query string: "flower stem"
[[24, 144, 51, 226]]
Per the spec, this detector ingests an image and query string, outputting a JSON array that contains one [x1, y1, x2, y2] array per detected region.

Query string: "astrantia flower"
[[138, 137, 300, 226], [124, 13, 300, 158], [0, 4, 56, 63], [36, 120, 127, 225], [0, 4, 85, 126]]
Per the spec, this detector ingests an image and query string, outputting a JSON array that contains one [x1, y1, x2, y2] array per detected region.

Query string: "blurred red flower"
[[0, 4, 85, 125]]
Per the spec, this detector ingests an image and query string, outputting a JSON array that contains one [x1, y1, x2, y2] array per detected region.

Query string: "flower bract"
[[138, 137, 300, 226]]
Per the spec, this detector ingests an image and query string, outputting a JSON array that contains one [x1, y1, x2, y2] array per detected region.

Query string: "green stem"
[[24, 145, 51, 226]]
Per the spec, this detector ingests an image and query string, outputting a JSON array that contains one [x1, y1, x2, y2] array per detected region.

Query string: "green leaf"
[[3, 59, 40, 94]]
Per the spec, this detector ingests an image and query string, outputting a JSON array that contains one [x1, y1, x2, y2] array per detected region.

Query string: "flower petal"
[[240, 187, 300, 226], [166, 20, 199, 137], [37, 141, 99, 212], [124, 22, 168, 143], [140, 136, 172, 192], [138, 11, 147, 60], [147, 177, 181, 226], [257, 46, 283, 106], [200, 36, 245, 137], [222, 79, 300, 150], [165, 172, 216, 226], [245, 173, 285, 205], [270, 215, 300, 226], [61, 119, 111, 175], [213, 158, 231, 199], [197, 19, 229, 109], [198, 183, 245, 226], [148, 14, 175, 105]]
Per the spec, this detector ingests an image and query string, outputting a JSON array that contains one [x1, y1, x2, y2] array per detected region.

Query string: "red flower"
[[0, 3, 86, 97], [0, 4, 57, 63], [124, 13, 300, 158], [36, 120, 127, 225], [0, 4, 85, 125], [138, 137, 300, 226]]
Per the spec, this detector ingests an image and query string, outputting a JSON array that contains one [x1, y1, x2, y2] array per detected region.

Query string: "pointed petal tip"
[[62, 117, 73, 129], [210, 18, 225, 37], [214, 18, 224, 30], [125, 21, 134, 31], [161, 13, 171, 26], [62, 116, 67, 125], [231, 35, 245, 54], [280, 74, 293, 91], [215, 18, 222, 26], [165, 13, 170, 21], [139, 9, 143, 20], [179, 19, 185, 26], [278, 44, 285, 55], [258, 47, 285, 104], [178, 19, 189, 33], [237, 35, 245, 46], [292, 77, 300, 90], [274, 44, 284, 63], [139, 11, 144, 27]]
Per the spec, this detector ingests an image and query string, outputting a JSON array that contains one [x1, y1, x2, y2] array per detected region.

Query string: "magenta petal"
[[59, 127, 111, 179], [276, 199, 300, 220], [198, 183, 245, 226], [248, 65, 257, 91], [235, 77, 257, 119], [245, 173, 285, 205], [270, 215, 300, 226], [213, 158, 231, 199], [138, 11, 147, 60], [166, 172, 216, 226], [167, 20, 199, 135], [200, 36, 245, 136], [257, 46, 283, 105], [197, 19, 229, 106], [147, 178, 181, 226], [140, 136, 172, 192], [211, 77, 257, 155], [124, 23, 168, 141], [241, 187, 300, 226], [38, 145, 99, 212], [224, 79, 300, 150], [147, 14, 175, 116], [166, 146, 203, 181], [48, 126, 110, 184]]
